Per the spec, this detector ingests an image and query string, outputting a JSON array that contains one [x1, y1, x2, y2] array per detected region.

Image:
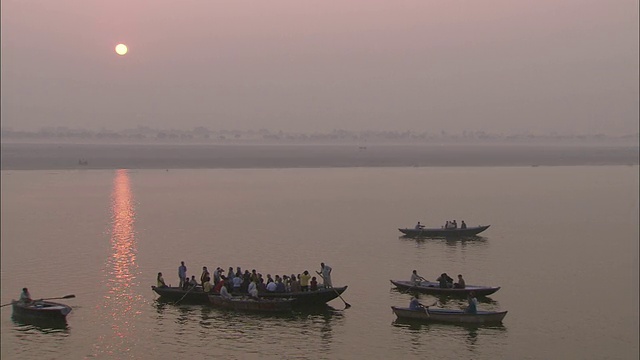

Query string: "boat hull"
[[398, 225, 490, 238], [390, 280, 500, 297], [392, 306, 507, 324], [151, 286, 212, 303], [152, 285, 348, 307], [209, 295, 294, 313], [11, 301, 72, 323]]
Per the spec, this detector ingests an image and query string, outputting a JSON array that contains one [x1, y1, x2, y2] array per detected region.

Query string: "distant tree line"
[[0, 126, 637, 144]]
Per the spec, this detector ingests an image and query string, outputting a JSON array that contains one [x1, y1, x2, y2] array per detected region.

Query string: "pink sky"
[[1, 0, 638, 135]]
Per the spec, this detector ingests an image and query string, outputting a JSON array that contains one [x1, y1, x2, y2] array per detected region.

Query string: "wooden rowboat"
[[398, 225, 490, 238], [209, 295, 294, 313], [151, 286, 210, 304], [391, 306, 507, 324], [12, 300, 72, 323], [390, 280, 500, 297]]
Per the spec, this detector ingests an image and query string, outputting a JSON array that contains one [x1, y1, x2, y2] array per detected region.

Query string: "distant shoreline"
[[1, 142, 638, 170]]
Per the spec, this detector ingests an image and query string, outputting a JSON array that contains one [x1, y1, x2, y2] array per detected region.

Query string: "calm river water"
[[1, 160, 638, 359]]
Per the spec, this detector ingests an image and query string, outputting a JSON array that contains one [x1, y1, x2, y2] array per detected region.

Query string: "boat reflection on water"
[[92, 169, 143, 357], [11, 317, 70, 333], [400, 235, 489, 247], [152, 301, 344, 349]]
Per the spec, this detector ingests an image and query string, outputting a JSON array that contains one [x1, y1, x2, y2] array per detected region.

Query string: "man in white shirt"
[[266, 280, 277, 292], [317, 263, 333, 288]]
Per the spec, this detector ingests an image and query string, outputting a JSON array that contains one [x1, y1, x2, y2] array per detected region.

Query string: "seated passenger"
[[266, 280, 277, 292], [19, 288, 32, 304], [409, 296, 425, 311], [460, 221, 467, 229], [453, 274, 466, 289], [219, 285, 233, 300], [275, 279, 286, 293], [310, 277, 318, 291], [465, 292, 478, 314], [214, 276, 226, 293], [157, 272, 168, 288], [415, 221, 425, 230], [189, 276, 198, 288], [248, 280, 259, 299], [437, 273, 454, 288]]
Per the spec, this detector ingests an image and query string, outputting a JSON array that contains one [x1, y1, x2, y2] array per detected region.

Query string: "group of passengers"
[[156, 262, 334, 295], [414, 220, 468, 230], [444, 220, 467, 229], [410, 270, 466, 289]]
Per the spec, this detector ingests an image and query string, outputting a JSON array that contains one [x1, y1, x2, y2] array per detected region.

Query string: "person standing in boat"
[[465, 291, 478, 314], [178, 261, 187, 288], [299, 270, 311, 292], [411, 270, 427, 285], [157, 272, 168, 288], [200, 266, 210, 287], [317, 263, 333, 288], [454, 274, 466, 289], [19, 288, 32, 304]]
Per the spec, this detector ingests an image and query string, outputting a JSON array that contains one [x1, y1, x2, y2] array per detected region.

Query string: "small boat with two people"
[[391, 306, 507, 324], [392, 294, 507, 325]]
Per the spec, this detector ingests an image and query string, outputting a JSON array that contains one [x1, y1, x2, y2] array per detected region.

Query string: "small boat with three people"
[[390, 280, 500, 297], [398, 225, 490, 238]]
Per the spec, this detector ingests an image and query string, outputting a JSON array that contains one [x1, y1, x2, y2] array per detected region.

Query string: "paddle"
[[1, 294, 75, 308], [316, 272, 351, 309], [173, 285, 197, 305], [420, 300, 438, 316]]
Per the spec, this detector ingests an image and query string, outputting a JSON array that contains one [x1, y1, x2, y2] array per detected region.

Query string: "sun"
[[115, 44, 128, 56]]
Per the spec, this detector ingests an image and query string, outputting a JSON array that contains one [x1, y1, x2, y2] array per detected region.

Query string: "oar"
[[38, 294, 76, 301], [316, 272, 351, 309], [1, 294, 75, 308], [174, 285, 196, 305]]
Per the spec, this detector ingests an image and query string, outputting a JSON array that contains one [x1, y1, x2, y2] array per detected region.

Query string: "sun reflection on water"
[[93, 169, 142, 356]]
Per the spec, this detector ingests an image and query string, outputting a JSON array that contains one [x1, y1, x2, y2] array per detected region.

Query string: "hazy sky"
[[1, 0, 638, 135]]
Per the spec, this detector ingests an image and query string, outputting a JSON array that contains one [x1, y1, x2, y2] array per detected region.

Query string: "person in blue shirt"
[[409, 296, 425, 311], [465, 291, 478, 314]]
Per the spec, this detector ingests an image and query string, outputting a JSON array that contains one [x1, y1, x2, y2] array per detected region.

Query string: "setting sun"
[[115, 43, 128, 56]]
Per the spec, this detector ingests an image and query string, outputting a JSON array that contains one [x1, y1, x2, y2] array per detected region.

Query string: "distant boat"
[[398, 225, 490, 238], [391, 306, 507, 324]]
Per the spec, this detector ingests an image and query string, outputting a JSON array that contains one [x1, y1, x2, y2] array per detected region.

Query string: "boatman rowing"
[[411, 270, 427, 286], [316, 263, 332, 288]]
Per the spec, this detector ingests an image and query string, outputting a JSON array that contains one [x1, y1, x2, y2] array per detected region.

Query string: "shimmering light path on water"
[[1, 166, 638, 359]]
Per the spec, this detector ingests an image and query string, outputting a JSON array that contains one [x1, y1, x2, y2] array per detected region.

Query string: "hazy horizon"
[[2, 1, 638, 135]]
